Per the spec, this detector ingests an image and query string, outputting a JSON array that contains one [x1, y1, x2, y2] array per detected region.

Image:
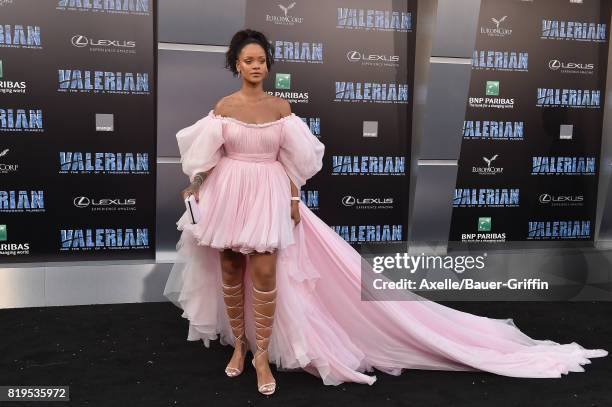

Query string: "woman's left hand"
[[291, 201, 301, 226]]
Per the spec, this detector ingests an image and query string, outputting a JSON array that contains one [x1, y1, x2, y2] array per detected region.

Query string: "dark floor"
[[0, 301, 610, 407]]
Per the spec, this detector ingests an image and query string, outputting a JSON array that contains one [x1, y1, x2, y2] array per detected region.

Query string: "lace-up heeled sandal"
[[222, 281, 247, 377], [251, 286, 277, 395]]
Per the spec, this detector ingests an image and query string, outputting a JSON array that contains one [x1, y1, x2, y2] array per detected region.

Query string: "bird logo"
[[482, 155, 498, 168], [491, 16, 507, 29], [278, 2, 296, 18]]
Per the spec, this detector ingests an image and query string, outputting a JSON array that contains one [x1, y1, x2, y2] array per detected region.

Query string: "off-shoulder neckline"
[[208, 109, 295, 128]]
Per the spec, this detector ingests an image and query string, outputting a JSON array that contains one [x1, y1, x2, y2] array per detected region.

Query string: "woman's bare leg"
[[249, 249, 278, 395], [219, 248, 247, 376]]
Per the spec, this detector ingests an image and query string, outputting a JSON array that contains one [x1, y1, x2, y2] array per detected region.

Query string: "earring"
[[237, 70, 241, 78]]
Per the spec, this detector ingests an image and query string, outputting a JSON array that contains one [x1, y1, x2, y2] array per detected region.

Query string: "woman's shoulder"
[[212, 95, 233, 117], [212, 94, 292, 120], [271, 96, 292, 119]]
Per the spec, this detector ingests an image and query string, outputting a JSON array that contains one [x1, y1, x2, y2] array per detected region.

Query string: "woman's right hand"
[[181, 184, 200, 203]]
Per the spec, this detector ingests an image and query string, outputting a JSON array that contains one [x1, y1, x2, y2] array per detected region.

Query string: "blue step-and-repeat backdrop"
[[0, 0, 156, 262]]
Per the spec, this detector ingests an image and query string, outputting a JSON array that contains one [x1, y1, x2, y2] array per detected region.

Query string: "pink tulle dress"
[[164, 109, 608, 385]]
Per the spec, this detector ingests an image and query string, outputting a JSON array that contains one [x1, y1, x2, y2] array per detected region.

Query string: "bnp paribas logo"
[[0, 60, 27, 94], [478, 217, 492, 232], [0, 224, 6, 241], [486, 80, 500, 96], [469, 80, 514, 109], [275, 73, 291, 89]]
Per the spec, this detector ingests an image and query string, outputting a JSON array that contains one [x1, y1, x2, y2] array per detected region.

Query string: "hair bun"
[[225, 29, 274, 77]]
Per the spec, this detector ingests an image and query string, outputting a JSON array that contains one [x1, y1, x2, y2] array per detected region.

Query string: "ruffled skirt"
[[181, 156, 295, 255], [165, 197, 608, 385]]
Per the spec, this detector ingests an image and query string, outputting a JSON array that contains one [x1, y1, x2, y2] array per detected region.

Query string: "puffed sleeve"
[[176, 112, 224, 183], [278, 114, 325, 189]]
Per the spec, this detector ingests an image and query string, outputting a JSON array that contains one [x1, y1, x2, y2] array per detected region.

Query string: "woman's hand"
[[181, 184, 200, 203], [181, 172, 208, 203], [291, 201, 301, 226]]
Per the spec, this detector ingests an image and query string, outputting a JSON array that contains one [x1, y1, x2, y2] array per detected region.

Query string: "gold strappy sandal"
[[222, 281, 247, 377], [251, 285, 277, 395]]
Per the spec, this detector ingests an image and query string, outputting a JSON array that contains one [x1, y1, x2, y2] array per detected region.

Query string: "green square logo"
[[478, 217, 492, 232], [486, 81, 500, 96], [0, 225, 6, 241], [275, 73, 291, 89], [0, 60, 3, 79]]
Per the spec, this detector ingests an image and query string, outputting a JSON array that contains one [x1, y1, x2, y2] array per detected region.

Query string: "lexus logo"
[[74, 196, 91, 207], [342, 196, 356, 206], [346, 51, 361, 62], [539, 194, 584, 204], [342, 195, 394, 207], [71, 34, 136, 49], [71, 35, 89, 48], [346, 50, 399, 63], [74, 197, 137, 208], [549, 59, 594, 71]]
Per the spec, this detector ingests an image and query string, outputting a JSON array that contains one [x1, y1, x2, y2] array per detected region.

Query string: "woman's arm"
[[276, 97, 302, 224], [277, 97, 298, 199], [192, 169, 213, 188], [288, 174, 301, 226], [288, 177, 299, 198], [181, 169, 213, 201]]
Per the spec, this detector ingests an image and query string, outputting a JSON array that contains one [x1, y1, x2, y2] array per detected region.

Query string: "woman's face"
[[236, 43, 268, 83]]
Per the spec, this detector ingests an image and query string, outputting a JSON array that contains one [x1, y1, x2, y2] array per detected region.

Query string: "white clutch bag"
[[184, 194, 201, 224]]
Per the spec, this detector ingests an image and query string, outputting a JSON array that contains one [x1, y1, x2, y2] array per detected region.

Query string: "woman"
[[164, 29, 607, 396]]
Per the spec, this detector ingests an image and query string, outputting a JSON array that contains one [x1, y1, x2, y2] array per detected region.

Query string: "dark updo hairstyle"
[[225, 29, 275, 77]]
